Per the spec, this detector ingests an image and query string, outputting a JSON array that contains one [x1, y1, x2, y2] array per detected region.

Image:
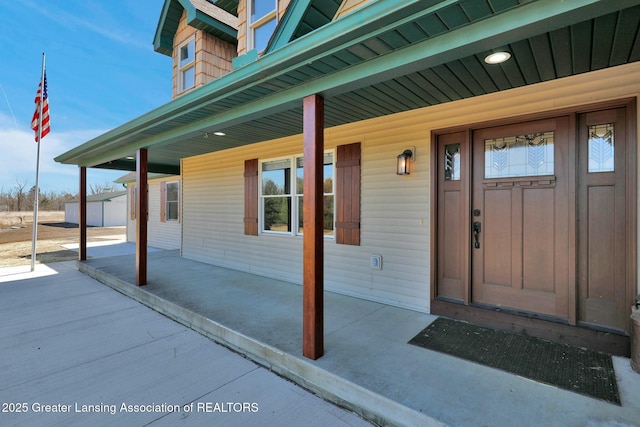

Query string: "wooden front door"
[[433, 102, 637, 350], [471, 117, 571, 319]]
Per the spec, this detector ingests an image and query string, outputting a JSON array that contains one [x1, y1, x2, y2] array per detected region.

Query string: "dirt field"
[[0, 211, 126, 268]]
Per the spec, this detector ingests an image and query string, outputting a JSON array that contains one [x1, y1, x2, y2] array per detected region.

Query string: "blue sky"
[[0, 0, 171, 194]]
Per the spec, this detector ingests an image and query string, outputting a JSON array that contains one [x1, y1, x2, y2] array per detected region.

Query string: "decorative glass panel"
[[484, 131, 554, 178], [588, 123, 614, 173], [444, 143, 461, 181]]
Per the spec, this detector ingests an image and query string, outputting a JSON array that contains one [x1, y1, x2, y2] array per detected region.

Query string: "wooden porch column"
[[302, 94, 324, 360], [136, 148, 148, 286], [79, 166, 87, 261]]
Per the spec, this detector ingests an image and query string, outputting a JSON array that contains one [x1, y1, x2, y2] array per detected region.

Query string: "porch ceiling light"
[[213, 131, 226, 136], [484, 51, 511, 64], [397, 149, 413, 175]]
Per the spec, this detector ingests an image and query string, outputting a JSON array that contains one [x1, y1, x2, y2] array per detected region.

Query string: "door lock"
[[473, 222, 481, 249]]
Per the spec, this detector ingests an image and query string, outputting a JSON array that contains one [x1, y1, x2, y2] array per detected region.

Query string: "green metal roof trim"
[[268, 0, 342, 53], [154, 0, 238, 56], [56, 0, 640, 171]]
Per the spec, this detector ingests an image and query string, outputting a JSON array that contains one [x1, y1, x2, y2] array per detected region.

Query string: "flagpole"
[[30, 52, 45, 272]]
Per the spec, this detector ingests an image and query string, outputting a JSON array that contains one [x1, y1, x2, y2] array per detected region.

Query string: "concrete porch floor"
[[79, 247, 640, 427]]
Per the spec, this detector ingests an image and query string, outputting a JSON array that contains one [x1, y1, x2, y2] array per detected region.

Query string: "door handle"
[[473, 222, 481, 249]]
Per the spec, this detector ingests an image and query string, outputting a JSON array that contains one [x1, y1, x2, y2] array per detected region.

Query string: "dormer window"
[[248, 0, 277, 53], [178, 37, 196, 92]]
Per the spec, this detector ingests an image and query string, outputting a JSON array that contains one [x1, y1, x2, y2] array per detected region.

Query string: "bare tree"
[[0, 186, 10, 212], [0, 183, 77, 212], [89, 182, 115, 195], [13, 179, 28, 212]]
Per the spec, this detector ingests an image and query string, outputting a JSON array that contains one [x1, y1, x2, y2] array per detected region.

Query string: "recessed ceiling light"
[[484, 51, 511, 64], [125, 156, 135, 160], [213, 131, 226, 136]]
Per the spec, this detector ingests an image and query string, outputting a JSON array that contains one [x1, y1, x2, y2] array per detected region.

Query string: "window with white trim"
[[165, 181, 180, 221], [178, 37, 195, 93], [260, 152, 334, 237], [248, 0, 277, 53]]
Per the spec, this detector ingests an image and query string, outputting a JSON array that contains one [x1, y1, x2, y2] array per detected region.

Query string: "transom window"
[[178, 37, 195, 93], [260, 152, 334, 237], [484, 131, 555, 178], [248, 0, 278, 53]]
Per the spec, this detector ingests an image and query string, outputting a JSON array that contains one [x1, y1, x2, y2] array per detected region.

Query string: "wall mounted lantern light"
[[397, 149, 413, 175]]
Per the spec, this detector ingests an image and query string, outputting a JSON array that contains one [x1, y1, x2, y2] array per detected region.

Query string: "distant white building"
[[64, 191, 127, 227]]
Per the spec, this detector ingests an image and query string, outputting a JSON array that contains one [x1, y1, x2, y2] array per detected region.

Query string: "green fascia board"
[[153, 0, 237, 56], [153, 0, 183, 56], [268, 0, 312, 53], [57, 0, 634, 167], [186, 5, 237, 44], [232, 49, 258, 69], [92, 159, 181, 175]]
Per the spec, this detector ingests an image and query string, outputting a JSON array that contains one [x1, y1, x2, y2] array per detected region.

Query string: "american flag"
[[31, 71, 50, 142]]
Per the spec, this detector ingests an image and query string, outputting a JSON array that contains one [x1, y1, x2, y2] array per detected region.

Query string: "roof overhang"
[[154, 0, 237, 56], [57, 0, 640, 173]]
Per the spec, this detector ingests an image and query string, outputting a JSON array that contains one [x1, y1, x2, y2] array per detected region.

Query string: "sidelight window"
[[588, 123, 614, 173], [444, 143, 461, 181]]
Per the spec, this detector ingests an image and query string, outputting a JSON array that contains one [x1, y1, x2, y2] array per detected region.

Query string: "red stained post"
[[136, 148, 148, 286], [302, 94, 324, 359], [79, 167, 87, 261]]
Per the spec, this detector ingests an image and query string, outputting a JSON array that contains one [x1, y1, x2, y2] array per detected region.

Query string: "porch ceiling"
[[56, 0, 640, 174]]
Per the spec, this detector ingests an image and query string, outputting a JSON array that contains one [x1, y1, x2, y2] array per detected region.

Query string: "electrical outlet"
[[370, 255, 382, 270]]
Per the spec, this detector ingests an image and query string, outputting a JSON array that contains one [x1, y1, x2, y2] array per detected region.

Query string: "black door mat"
[[409, 317, 620, 405]]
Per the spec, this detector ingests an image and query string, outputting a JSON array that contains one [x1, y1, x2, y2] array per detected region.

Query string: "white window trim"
[[258, 150, 335, 238], [247, 0, 278, 52], [165, 181, 180, 222], [177, 36, 196, 93]]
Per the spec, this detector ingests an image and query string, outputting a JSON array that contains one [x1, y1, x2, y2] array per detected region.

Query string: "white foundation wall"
[[181, 62, 640, 313]]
